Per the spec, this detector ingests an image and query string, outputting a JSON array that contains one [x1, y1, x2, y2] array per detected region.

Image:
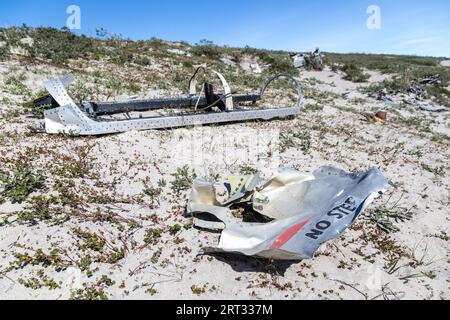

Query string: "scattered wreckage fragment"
[[362, 111, 387, 123], [186, 166, 390, 260], [291, 48, 324, 71], [34, 67, 302, 136], [418, 104, 447, 112]]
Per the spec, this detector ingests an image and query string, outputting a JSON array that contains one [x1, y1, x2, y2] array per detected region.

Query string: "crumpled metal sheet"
[[186, 166, 390, 260], [418, 104, 447, 112]]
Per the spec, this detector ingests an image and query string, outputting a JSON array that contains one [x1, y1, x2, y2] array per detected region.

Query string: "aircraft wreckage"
[[187, 166, 390, 260], [33, 67, 302, 135]]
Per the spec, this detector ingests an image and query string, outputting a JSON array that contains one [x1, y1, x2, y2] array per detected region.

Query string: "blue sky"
[[0, 0, 449, 57]]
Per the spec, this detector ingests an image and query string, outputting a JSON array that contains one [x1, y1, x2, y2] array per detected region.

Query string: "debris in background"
[[220, 57, 235, 66], [408, 81, 428, 101], [37, 69, 302, 135], [362, 111, 387, 123], [250, 63, 262, 74], [371, 89, 395, 104], [167, 48, 190, 56], [419, 74, 443, 87], [291, 48, 324, 71], [418, 104, 447, 112], [186, 166, 390, 260], [293, 55, 305, 68]]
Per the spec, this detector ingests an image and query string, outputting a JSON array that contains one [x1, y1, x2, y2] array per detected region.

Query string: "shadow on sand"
[[203, 252, 301, 276]]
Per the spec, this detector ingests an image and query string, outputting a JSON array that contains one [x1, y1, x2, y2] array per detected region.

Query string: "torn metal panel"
[[41, 69, 302, 136], [252, 169, 315, 220], [187, 166, 390, 260], [223, 175, 261, 205]]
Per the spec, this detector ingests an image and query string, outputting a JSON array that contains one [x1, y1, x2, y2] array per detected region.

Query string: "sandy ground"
[[0, 62, 449, 300]]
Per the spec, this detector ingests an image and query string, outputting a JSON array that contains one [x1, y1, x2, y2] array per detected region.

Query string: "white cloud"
[[396, 36, 439, 47]]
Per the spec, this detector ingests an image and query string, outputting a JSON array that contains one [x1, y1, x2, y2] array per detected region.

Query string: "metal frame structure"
[[42, 69, 302, 136]]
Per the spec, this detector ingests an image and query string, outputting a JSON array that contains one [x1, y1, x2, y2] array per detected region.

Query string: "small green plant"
[[11, 248, 70, 271], [144, 228, 163, 245], [191, 284, 206, 295], [362, 77, 410, 96], [143, 181, 163, 207], [69, 274, 115, 300], [146, 286, 158, 296], [52, 144, 96, 179], [69, 79, 94, 103], [168, 224, 181, 236], [170, 165, 197, 192], [18, 195, 64, 225], [106, 249, 125, 264], [279, 129, 311, 154], [18, 270, 61, 290], [364, 195, 414, 233], [151, 248, 162, 264], [2, 75, 31, 96], [0, 161, 45, 203], [429, 231, 449, 241], [239, 165, 258, 175], [73, 228, 106, 252]]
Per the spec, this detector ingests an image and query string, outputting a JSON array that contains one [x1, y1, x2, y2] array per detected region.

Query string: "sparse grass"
[[2, 74, 31, 96], [279, 129, 311, 154], [10, 248, 71, 272], [17, 195, 66, 225], [51, 144, 97, 179], [18, 269, 61, 290], [429, 231, 449, 241], [364, 194, 414, 233], [303, 103, 324, 112], [70, 276, 115, 300]]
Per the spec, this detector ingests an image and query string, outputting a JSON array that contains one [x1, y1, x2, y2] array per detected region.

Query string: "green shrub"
[[0, 45, 9, 61], [2, 75, 30, 96], [135, 56, 151, 66], [340, 64, 370, 83], [25, 27, 96, 65], [262, 53, 298, 76]]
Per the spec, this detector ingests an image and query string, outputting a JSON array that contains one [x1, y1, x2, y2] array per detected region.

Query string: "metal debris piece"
[[419, 74, 443, 87], [408, 81, 427, 100], [252, 169, 315, 220], [186, 166, 390, 260], [418, 104, 447, 112], [362, 111, 387, 123], [291, 48, 324, 71], [39, 68, 302, 135], [249, 63, 262, 74]]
